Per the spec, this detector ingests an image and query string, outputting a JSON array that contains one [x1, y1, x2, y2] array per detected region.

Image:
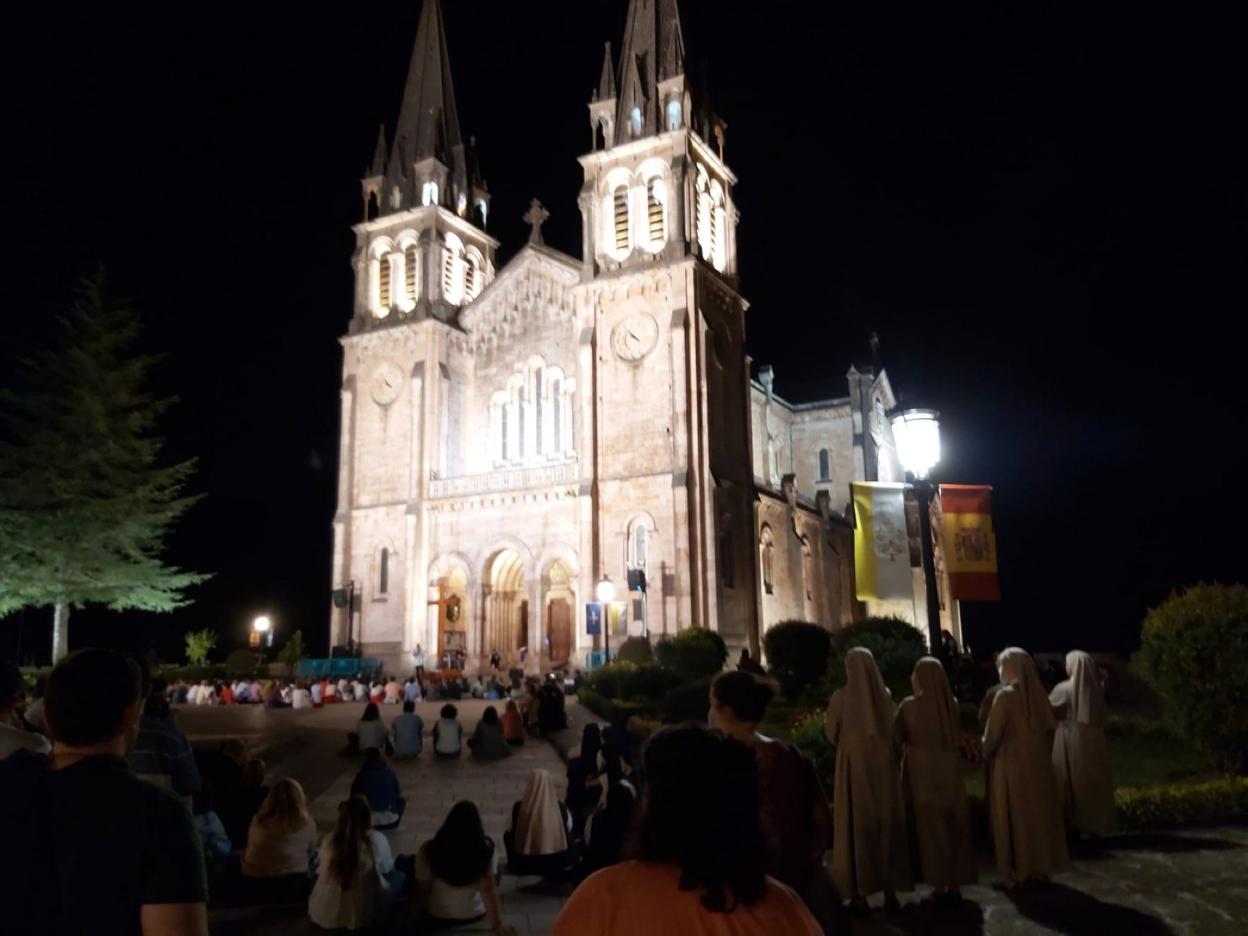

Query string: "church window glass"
[[613, 185, 630, 252], [442, 233, 465, 305], [533, 369, 543, 455], [647, 177, 667, 247], [696, 167, 712, 262], [760, 525, 774, 595], [379, 547, 390, 596], [500, 406, 509, 462], [404, 245, 419, 303], [667, 100, 682, 131], [631, 525, 648, 573], [819, 448, 830, 481], [518, 398, 526, 459], [422, 180, 439, 207], [552, 380, 563, 453]]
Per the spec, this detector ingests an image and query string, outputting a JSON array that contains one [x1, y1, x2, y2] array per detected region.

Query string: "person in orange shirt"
[[552, 724, 820, 936], [501, 699, 525, 747], [219, 683, 235, 705]]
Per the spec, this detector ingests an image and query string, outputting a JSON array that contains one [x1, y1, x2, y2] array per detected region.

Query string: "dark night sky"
[[1, 1, 1243, 663]]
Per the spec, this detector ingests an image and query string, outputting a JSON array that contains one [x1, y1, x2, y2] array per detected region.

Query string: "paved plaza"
[[176, 700, 1248, 935]]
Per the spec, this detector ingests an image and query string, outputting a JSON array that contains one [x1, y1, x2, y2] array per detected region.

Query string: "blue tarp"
[[296, 658, 381, 678]]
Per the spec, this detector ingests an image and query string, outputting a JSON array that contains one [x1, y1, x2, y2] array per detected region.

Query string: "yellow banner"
[[852, 482, 913, 601]]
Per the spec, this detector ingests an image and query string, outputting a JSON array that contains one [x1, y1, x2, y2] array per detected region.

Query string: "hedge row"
[[1115, 778, 1248, 830]]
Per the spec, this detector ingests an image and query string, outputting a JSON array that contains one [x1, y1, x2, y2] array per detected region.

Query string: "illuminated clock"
[[610, 314, 659, 362], [371, 361, 404, 406]]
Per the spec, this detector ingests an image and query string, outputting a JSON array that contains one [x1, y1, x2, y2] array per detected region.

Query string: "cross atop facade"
[[524, 198, 550, 245]]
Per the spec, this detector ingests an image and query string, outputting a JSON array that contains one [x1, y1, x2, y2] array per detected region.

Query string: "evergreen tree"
[[0, 271, 208, 661]]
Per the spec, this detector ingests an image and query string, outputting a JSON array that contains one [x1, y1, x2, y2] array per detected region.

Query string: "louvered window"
[[613, 186, 630, 252], [464, 255, 477, 299], [647, 178, 666, 245], [404, 246, 418, 302], [378, 256, 392, 309]]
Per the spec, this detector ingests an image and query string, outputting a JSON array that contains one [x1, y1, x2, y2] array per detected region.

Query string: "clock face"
[[611, 314, 660, 362], [371, 361, 404, 406]]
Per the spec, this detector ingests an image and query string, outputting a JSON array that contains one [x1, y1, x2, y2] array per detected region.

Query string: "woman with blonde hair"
[[983, 647, 1068, 887], [308, 795, 403, 930], [242, 778, 318, 897], [1050, 650, 1115, 837]]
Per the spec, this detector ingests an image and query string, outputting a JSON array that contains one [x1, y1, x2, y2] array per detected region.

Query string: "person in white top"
[[308, 796, 403, 931], [290, 683, 312, 710], [242, 779, 318, 880], [352, 679, 368, 702], [1, 665, 52, 759], [414, 801, 511, 934], [310, 680, 324, 706]]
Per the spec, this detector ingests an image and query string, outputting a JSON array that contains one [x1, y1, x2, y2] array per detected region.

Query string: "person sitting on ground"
[[433, 704, 463, 758], [352, 677, 368, 702], [552, 724, 820, 935], [539, 677, 568, 734], [566, 723, 605, 836], [291, 680, 313, 710], [468, 706, 512, 761], [323, 679, 341, 704], [1, 663, 52, 759], [242, 777, 318, 898], [384, 677, 401, 705], [577, 750, 637, 883], [218, 756, 270, 851], [263, 681, 289, 709], [369, 680, 385, 704], [403, 677, 421, 704], [413, 801, 514, 935], [197, 680, 216, 705], [0, 648, 209, 935], [172, 680, 190, 705], [219, 681, 236, 705], [504, 769, 573, 878], [348, 702, 391, 756], [350, 747, 406, 830], [280, 683, 293, 705], [192, 781, 233, 864], [250, 679, 263, 704], [128, 674, 202, 796], [392, 699, 424, 758], [310, 678, 324, 706], [308, 795, 404, 932], [502, 699, 525, 747]]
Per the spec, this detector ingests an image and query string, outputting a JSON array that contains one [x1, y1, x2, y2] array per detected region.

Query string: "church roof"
[[615, 0, 686, 132]]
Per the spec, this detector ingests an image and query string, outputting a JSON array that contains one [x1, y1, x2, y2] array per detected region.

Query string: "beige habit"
[[983, 647, 1068, 885], [513, 769, 568, 856], [895, 657, 977, 888], [1050, 650, 1115, 835], [824, 647, 911, 900]]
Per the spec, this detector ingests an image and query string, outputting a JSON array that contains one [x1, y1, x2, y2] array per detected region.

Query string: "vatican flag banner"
[[852, 482, 913, 601], [938, 484, 1001, 601]]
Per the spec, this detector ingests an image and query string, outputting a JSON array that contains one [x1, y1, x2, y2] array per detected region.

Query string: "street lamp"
[[596, 576, 615, 665], [252, 615, 273, 649], [890, 407, 945, 659]]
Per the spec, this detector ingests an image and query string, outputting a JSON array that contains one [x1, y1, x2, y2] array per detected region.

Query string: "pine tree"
[[0, 271, 209, 662]]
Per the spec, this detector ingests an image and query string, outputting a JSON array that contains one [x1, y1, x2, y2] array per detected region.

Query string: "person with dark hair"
[[538, 677, 567, 734], [504, 769, 574, 878], [128, 677, 202, 796], [347, 701, 390, 756], [191, 780, 233, 862], [736, 647, 765, 675], [350, 747, 406, 830], [566, 723, 605, 837], [434, 703, 463, 758], [468, 706, 511, 760], [413, 801, 512, 934], [1, 663, 51, 759], [392, 699, 424, 757], [710, 671, 834, 925], [554, 725, 819, 934], [308, 795, 402, 930], [0, 648, 209, 935], [577, 752, 637, 881]]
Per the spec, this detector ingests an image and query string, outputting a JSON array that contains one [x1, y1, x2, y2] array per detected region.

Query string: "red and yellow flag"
[[938, 484, 1001, 601]]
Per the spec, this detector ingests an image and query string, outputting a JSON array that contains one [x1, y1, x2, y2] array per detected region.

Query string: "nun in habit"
[[983, 647, 1068, 887], [895, 657, 977, 895], [824, 647, 911, 909], [1050, 650, 1116, 836]]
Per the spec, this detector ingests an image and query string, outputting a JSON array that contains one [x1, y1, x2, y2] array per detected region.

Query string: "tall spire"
[[615, 0, 685, 135], [596, 42, 616, 101], [369, 125, 388, 178]]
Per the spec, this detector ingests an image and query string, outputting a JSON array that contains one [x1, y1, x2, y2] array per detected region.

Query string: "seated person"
[[578, 770, 638, 881], [403, 677, 422, 704], [352, 678, 369, 702], [242, 778, 318, 900], [323, 680, 341, 704], [348, 702, 391, 756], [413, 801, 508, 933], [467, 706, 511, 761], [0, 648, 208, 934], [384, 678, 402, 705], [369, 682, 385, 703], [391, 700, 424, 758], [191, 782, 233, 864], [310, 680, 324, 706], [504, 769, 574, 879], [291, 681, 312, 710], [502, 699, 525, 747], [350, 748, 406, 830], [308, 796, 404, 932], [433, 704, 463, 759]]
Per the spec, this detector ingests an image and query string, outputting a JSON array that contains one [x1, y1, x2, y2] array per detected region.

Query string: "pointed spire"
[[388, 0, 466, 196], [615, 0, 686, 137], [369, 125, 388, 178], [597, 42, 616, 101]]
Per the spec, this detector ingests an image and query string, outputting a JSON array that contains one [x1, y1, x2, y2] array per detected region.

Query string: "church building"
[[329, 0, 958, 674]]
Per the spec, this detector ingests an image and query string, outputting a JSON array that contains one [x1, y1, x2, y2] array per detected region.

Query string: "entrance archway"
[[545, 559, 575, 666], [483, 549, 527, 665]]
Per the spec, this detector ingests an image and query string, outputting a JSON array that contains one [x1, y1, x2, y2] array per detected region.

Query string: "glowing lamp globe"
[[253, 615, 272, 633], [596, 577, 615, 604], [890, 408, 942, 480]]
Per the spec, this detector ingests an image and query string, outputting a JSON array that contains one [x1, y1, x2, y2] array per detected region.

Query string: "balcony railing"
[[428, 460, 580, 499]]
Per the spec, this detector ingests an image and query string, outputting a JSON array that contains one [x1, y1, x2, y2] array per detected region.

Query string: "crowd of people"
[[0, 639, 1116, 934]]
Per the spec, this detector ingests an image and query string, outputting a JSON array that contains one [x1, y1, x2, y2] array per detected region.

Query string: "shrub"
[[655, 628, 728, 680], [661, 677, 713, 723], [791, 711, 836, 794], [276, 630, 306, 672], [184, 629, 217, 666], [617, 636, 653, 665], [829, 616, 927, 702], [1115, 778, 1248, 830], [1136, 583, 1248, 774], [225, 648, 263, 677], [576, 687, 613, 722], [763, 621, 832, 700]]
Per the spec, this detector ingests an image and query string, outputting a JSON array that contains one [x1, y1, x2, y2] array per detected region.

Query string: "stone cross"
[[524, 198, 550, 245]]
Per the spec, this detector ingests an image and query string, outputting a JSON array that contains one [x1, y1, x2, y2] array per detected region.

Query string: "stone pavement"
[[175, 699, 1248, 935]]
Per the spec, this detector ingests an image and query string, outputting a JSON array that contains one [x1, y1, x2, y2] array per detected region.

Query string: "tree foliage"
[[655, 627, 728, 679], [828, 616, 928, 702], [616, 636, 653, 665], [1136, 583, 1248, 774], [763, 621, 832, 700], [0, 272, 208, 659], [184, 628, 217, 665], [277, 629, 306, 672]]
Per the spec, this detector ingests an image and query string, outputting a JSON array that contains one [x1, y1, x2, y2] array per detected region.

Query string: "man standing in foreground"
[[0, 648, 209, 935]]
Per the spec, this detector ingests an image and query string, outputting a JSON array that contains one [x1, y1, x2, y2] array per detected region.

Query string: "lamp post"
[[890, 407, 944, 661], [596, 576, 615, 665], [252, 614, 273, 650]]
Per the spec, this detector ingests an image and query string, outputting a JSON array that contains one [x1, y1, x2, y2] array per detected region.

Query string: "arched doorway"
[[431, 565, 468, 667], [483, 549, 527, 665], [545, 559, 575, 667]]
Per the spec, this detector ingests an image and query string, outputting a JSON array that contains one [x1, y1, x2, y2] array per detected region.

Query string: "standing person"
[[894, 657, 977, 899], [242, 778, 318, 898], [391, 700, 424, 758], [490, 648, 501, 672], [433, 703, 463, 758], [308, 796, 403, 931], [0, 649, 208, 935], [413, 801, 513, 935], [502, 699, 525, 746], [350, 748, 405, 830], [824, 647, 910, 910], [468, 706, 512, 760], [553, 724, 820, 935], [412, 644, 426, 677], [504, 769, 573, 878], [983, 647, 1068, 887], [1049, 650, 1115, 838], [1, 664, 52, 759], [709, 672, 834, 924]]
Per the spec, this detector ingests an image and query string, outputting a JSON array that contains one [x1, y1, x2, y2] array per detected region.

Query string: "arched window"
[[366, 191, 380, 221], [552, 379, 563, 454], [710, 180, 727, 272], [646, 177, 667, 248], [421, 180, 439, 207], [613, 185, 630, 253], [379, 547, 390, 596], [442, 233, 465, 305], [500, 405, 509, 462], [667, 100, 682, 131], [819, 448, 830, 481], [695, 166, 712, 261], [476, 200, 489, 227], [595, 120, 607, 152], [465, 248, 485, 300], [517, 387, 526, 460], [631, 524, 648, 573], [801, 536, 814, 603], [457, 192, 467, 216], [404, 244, 419, 304], [760, 525, 774, 596], [630, 106, 642, 138], [533, 368, 544, 455]]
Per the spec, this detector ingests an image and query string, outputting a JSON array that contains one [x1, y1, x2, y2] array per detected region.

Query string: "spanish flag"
[[938, 484, 1001, 601], [852, 482, 914, 601]]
